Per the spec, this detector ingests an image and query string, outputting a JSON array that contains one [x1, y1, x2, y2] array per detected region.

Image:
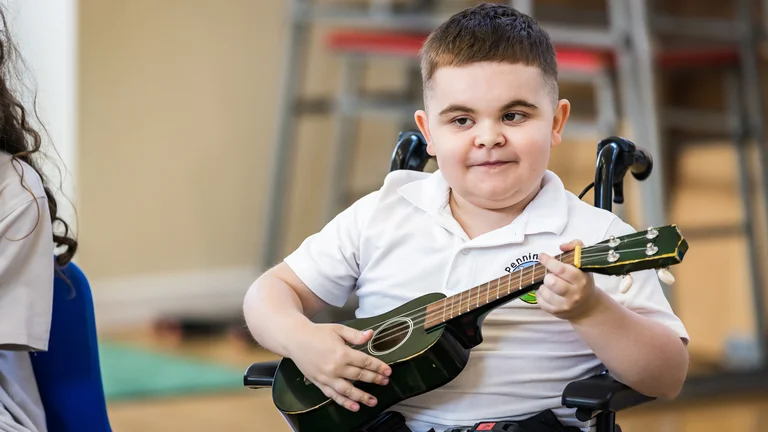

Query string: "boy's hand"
[[538, 240, 601, 321], [285, 322, 392, 412]]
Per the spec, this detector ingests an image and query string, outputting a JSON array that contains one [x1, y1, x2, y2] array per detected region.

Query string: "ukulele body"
[[272, 291, 497, 432]]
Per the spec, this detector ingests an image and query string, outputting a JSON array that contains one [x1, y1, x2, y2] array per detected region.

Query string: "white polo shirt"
[[0, 151, 54, 432], [285, 169, 688, 432]]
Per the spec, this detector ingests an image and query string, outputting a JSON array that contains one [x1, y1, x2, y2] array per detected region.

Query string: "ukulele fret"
[[442, 296, 446, 323], [531, 263, 535, 284]]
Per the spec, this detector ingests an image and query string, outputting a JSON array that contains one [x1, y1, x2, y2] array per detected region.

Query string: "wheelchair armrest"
[[562, 373, 655, 421], [244, 360, 280, 388]]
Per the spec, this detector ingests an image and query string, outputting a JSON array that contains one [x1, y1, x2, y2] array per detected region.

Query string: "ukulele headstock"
[[576, 225, 688, 276]]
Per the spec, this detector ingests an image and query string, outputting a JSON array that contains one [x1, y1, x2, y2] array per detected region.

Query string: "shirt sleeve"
[[283, 191, 379, 308], [0, 196, 54, 351], [594, 217, 690, 343]]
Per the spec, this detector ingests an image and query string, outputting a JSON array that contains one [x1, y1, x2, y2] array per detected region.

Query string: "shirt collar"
[[397, 169, 451, 216], [398, 170, 569, 241]]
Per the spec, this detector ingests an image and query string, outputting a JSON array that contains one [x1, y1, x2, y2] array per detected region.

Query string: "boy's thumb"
[[335, 325, 374, 345]]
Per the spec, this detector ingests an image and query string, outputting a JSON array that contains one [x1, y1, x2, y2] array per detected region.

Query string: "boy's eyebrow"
[[438, 104, 475, 116], [501, 99, 538, 111], [438, 99, 539, 117]]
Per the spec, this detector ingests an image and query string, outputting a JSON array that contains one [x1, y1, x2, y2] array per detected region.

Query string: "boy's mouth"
[[475, 160, 513, 167]]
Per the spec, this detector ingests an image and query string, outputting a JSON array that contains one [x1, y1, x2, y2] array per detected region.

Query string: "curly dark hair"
[[0, 7, 77, 266]]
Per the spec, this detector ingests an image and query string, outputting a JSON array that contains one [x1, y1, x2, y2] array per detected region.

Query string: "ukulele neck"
[[423, 250, 577, 330]]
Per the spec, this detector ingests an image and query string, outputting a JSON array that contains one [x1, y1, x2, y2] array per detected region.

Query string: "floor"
[[102, 326, 768, 432]]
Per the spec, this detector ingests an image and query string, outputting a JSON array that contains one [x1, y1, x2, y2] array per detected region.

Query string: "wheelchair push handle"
[[594, 136, 653, 212], [391, 130, 430, 173]]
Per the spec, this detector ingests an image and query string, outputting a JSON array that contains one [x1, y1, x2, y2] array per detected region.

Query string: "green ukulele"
[[271, 225, 688, 432]]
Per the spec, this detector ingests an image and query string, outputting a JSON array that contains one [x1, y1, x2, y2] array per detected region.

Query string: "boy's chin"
[[462, 189, 528, 210]]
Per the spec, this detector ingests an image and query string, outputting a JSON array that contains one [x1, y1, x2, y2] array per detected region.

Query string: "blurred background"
[[12, 0, 768, 431]]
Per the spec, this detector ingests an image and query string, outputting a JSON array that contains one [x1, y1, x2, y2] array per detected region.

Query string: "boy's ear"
[[414, 110, 436, 156], [551, 99, 571, 148]]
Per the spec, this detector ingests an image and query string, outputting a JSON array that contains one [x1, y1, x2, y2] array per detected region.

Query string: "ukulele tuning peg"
[[646, 227, 659, 239], [657, 268, 676, 285], [607, 250, 620, 263], [620, 273, 633, 294], [645, 242, 658, 256]]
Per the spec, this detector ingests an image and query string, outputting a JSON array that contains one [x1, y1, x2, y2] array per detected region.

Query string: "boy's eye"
[[504, 112, 525, 122], [453, 117, 472, 126]]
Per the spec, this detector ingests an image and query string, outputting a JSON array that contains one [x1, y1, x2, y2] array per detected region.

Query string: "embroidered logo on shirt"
[[505, 253, 539, 304]]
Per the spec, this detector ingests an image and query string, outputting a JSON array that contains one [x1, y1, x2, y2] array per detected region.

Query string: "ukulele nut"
[[608, 236, 620, 247], [607, 250, 620, 263], [645, 242, 658, 256]]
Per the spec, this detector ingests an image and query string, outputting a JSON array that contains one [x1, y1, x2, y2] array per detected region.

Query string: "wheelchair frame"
[[244, 131, 659, 432]]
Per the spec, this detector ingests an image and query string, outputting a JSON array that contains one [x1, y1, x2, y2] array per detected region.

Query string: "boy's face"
[[415, 61, 570, 211]]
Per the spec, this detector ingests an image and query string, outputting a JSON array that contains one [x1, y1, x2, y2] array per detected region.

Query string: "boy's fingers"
[[349, 350, 391, 377], [330, 379, 377, 409], [541, 252, 584, 285], [336, 325, 374, 346], [537, 285, 566, 311], [539, 253, 567, 276], [543, 273, 568, 296], [318, 384, 359, 412], [559, 239, 585, 252], [343, 366, 389, 386]]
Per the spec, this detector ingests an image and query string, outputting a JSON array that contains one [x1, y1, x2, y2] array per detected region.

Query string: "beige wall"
[[77, 0, 407, 280], [78, 0, 276, 278]]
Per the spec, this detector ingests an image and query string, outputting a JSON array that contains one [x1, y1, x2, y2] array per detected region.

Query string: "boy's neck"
[[449, 185, 542, 240]]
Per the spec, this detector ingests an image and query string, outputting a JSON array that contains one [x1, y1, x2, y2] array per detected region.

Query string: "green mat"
[[98, 342, 244, 400]]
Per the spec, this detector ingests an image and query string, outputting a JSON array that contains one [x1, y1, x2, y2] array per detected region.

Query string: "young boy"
[[243, 3, 689, 431]]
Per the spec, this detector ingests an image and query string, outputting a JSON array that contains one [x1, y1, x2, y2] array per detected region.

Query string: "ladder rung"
[[680, 224, 746, 239]]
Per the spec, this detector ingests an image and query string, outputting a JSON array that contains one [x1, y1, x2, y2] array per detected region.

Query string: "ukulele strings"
[[351, 231, 657, 339], [350, 230, 660, 337], [349, 254, 554, 348], [349, 235, 659, 350], [348, 251, 616, 352], [349, 235, 660, 351], [350, 242, 658, 350]]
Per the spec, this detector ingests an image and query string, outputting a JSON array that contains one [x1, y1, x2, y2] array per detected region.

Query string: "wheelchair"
[[244, 131, 659, 432]]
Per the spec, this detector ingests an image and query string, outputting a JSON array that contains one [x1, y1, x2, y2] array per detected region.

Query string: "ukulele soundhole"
[[368, 317, 413, 356]]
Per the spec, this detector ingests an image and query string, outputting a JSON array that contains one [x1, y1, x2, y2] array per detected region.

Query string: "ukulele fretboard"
[[423, 250, 575, 329]]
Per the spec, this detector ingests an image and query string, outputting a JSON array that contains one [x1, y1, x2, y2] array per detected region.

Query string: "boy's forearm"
[[243, 276, 314, 358], [570, 289, 689, 399]]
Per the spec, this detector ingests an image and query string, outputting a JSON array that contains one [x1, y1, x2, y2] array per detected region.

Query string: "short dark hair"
[[419, 3, 558, 102]]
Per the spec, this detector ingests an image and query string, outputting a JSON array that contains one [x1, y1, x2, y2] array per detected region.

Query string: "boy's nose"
[[474, 123, 506, 148]]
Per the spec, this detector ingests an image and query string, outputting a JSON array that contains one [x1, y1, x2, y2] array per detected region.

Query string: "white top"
[[0, 152, 53, 432], [285, 169, 688, 432]]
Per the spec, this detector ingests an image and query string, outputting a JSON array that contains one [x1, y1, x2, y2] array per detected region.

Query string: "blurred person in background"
[[0, 4, 77, 431]]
